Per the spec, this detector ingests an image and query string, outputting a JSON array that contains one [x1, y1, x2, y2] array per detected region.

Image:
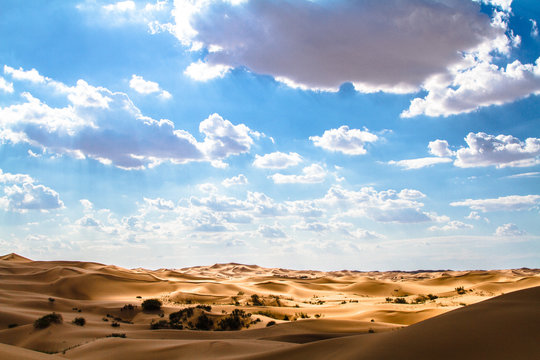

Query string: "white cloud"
[[317, 186, 440, 223], [310, 126, 378, 155], [0, 67, 259, 169], [402, 58, 540, 117], [258, 224, 286, 239], [253, 152, 302, 169], [129, 74, 171, 99], [505, 172, 540, 179], [451, 195, 540, 212], [184, 60, 231, 81], [222, 174, 248, 187], [466, 211, 481, 220], [429, 139, 454, 157], [103, 1, 136, 12], [270, 164, 327, 184], [4, 65, 46, 83], [495, 223, 526, 236], [454, 132, 540, 168], [0, 76, 13, 93], [0, 169, 63, 212], [429, 220, 473, 231], [144, 197, 175, 211], [388, 157, 453, 170], [531, 19, 539, 37], [172, 0, 503, 93]]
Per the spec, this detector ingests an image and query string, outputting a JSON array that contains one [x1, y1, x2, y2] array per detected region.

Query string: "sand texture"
[[0, 254, 539, 359]]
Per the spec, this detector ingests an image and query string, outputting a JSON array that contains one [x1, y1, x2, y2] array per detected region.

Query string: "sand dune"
[[0, 253, 538, 359]]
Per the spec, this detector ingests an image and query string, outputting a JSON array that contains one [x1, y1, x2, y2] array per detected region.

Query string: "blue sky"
[[0, 0, 539, 270]]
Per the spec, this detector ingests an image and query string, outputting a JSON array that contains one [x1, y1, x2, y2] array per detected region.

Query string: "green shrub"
[[217, 309, 251, 331], [266, 321, 276, 327], [141, 299, 162, 312], [34, 313, 63, 329], [393, 297, 407, 304], [455, 287, 466, 295], [72, 317, 86, 326]]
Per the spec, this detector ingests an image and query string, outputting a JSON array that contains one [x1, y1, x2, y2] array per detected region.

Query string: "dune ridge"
[[0, 254, 538, 359]]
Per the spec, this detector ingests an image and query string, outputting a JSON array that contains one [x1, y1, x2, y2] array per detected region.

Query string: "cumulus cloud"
[[494, 223, 526, 236], [429, 220, 473, 231], [253, 151, 302, 169], [402, 58, 540, 117], [0, 66, 259, 169], [392, 132, 540, 170], [172, 0, 502, 93], [0, 76, 13, 93], [258, 224, 286, 239], [103, 1, 136, 12], [388, 157, 453, 170], [270, 164, 327, 184], [0, 169, 63, 212], [4, 65, 46, 83], [454, 132, 540, 168], [129, 74, 171, 99], [184, 60, 232, 81], [451, 195, 540, 212], [222, 174, 248, 187], [531, 19, 539, 37], [310, 126, 378, 155], [429, 139, 454, 157], [317, 186, 441, 223]]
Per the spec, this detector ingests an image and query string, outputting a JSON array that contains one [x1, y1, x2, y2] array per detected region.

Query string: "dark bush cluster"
[[455, 287, 466, 295], [217, 309, 251, 331], [386, 297, 407, 304], [72, 317, 86, 326], [34, 313, 63, 329], [107, 333, 126, 338], [121, 304, 136, 311], [196, 305, 212, 312], [195, 314, 213, 330], [266, 321, 276, 327], [141, 299, 162, 312], [250, 294, 264, 306]]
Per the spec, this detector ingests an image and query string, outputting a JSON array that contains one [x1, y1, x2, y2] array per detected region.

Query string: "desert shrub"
[[8, 323, 18, 328], [237, 291, 244, 295], [169, 307, 194, 324], [111, 321, 120, 327], [72, 317, 86, 326], [368, 328, 375, 333], [371, 319, 375, 322], [393, 297, 407, 304], [314, 314, 321, 318], [196, 305, 212, 312], [48, 297, 55, 303], [266, 321, 276, 327], [150, 320, 170, 330], [455, 287, 466, 295], [385, 297, 392, 302], [217, 309, 251, 331], [413, 295, 429, 304], [195, 314, 213, 330], [102, 318, 109, 322], [427, 294, 438, 300], [136, 296, 142, 299], [121, 304, 136, 311], [141, 299, 162, 312], [297, 312, 309, 319], [283, 315, 289, 321], [107, 333, 126, 338], [251, 294, 264, 306], [34, 313, 63, 329]]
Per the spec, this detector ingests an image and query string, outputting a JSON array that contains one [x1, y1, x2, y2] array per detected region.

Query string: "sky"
[[0, 0, 539, 271]]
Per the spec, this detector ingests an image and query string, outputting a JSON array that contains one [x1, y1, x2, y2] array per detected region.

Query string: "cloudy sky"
[[0, 0, 539, 270]]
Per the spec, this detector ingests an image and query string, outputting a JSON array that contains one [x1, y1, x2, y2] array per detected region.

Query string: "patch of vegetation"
[[8, 323, 18, 328], [427, 294, 438, 300], [150, 319, 172, 330], [136, 296, 142, 299], [48, 297, 55, 303], [196, 305, 212, 312], [455, 287, 466, 295], [217, 309, 251, 331], [121, 304, 136, 311], [368, 328, 375, 333], [111, 321, 120, 327], [72, 317, 86, 326], [102, 317, 109, 322], [393, 297, 407, 304], [195, 314, 213, 330], [296, 312, 310, 319], [250, 294, 264, 306], [266, 321, 276, 327], [107, 333, 126, 338], [169, 307, 194, 324], [237, 291, 244, 295], [34, 313, 63, 329], [141, 299, 162, 312]]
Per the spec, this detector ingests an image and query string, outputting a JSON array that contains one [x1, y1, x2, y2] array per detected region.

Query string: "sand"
[[0, 253, 538, 359]]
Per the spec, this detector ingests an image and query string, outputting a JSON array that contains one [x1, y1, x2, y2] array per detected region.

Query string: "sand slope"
[[0, 254, 538, 359]]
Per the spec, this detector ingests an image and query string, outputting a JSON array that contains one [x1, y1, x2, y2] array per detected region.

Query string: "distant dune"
[[0, 253, 538, 359]]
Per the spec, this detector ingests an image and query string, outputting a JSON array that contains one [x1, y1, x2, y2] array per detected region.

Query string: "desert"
[[0, 253, 539, 359]]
